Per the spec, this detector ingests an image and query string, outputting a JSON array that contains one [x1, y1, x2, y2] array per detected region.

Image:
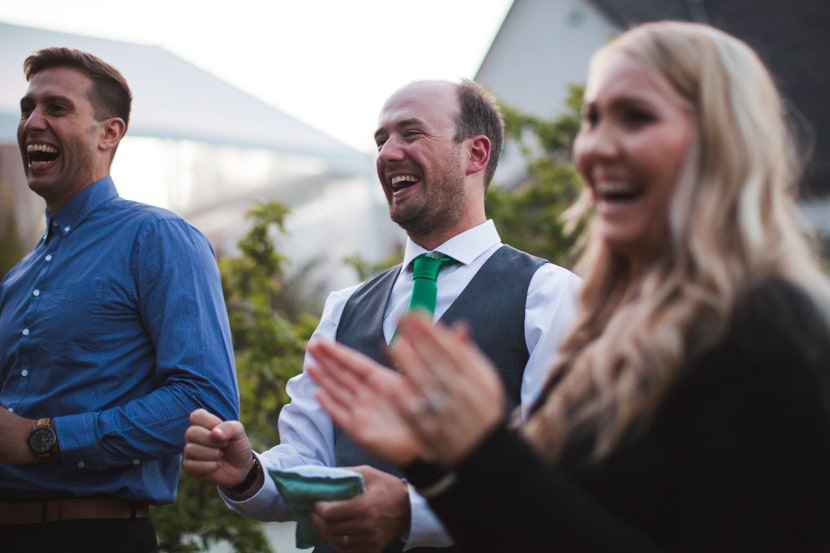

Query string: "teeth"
[[596, 182, 635, 194], [391, 175, 418, 186], [27, 144, 58, 153]]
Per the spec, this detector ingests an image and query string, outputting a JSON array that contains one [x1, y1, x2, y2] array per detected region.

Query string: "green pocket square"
[[269, 465, 365, 549]]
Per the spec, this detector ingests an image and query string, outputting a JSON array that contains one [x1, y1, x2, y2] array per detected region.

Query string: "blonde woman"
[[308, 21, 830, 553]]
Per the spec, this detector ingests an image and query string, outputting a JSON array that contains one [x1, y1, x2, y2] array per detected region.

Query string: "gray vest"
[[318, 246, 546, 553]]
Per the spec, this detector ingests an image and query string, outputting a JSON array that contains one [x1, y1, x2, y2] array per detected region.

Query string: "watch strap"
[[29, 417, 59, 461], [229, 453, 261, 494]]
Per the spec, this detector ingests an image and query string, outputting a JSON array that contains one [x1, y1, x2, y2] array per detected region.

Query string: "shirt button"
[[7, 407, 13, 413], [22, 328, 29, 336], [21, 370, 28, 377], [32, 290, 40, 297], [45, 255, 52, 262], [78, 460, 86, 468], [63, 226, 70, 233], [133, 459, 141, 465]]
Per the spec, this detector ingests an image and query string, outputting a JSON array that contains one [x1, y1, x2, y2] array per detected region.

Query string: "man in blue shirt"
[[0, 48, 240, 551]]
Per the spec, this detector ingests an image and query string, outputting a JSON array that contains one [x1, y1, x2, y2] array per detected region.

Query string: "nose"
[[21, 106, 47, 132], [377, 135, 406, 163], [575, 121, 619, 163]]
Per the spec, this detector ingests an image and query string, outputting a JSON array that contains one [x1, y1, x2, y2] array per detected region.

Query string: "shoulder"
[[688, 277, 830, 405], [730, 277, 830, 354], [109, 199, 211, 244], [497, 245, 581, 283], [108, 197, 184, 221]]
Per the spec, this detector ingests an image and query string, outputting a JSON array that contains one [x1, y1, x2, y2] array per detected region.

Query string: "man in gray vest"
[[183, 79, 580, 553]]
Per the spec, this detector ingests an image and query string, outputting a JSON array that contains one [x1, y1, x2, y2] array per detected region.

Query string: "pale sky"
[[0, 0, 514, 153]]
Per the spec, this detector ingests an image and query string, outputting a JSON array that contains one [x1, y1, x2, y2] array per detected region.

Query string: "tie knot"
[[411, 253, 457, 281]]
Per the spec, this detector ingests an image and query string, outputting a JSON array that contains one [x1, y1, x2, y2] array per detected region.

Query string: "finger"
[[184, 423, 224, 447], [189, 408, 223, 429], [387, 330, 432, 392], [306, 362, 355, 411], [181, 456, 224, 477], [312, 379, 357, 433], [312, 496, 361, 524], [309, 512, 351, 553], [390, 322, 457, 396], [308, 340, 377, 393], [307, 343, 376, 429], [401, 314, 499, 396], [211, 419, 248, 443], [182, 439, 226, 462], [306, 347, 366, 406]]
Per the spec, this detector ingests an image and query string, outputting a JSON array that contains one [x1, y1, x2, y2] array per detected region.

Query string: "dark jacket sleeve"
[[406, 279, 830, 553], [411, 424, 666, 553]]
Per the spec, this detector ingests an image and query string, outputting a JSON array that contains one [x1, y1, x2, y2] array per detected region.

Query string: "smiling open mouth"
[[390, 174, 419, 191], [596, 183, 641, 202], [27, 143, 59, 167]]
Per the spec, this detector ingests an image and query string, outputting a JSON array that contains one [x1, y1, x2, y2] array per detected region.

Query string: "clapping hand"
[[308, 312, 506, 469]]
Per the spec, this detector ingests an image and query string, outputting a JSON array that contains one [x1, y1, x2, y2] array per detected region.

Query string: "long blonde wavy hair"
[[523, 21, 830, 462]]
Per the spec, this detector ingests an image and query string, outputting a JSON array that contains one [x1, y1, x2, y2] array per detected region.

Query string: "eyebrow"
[[20, 93, 75, 106], [374, 117, 425, 142]]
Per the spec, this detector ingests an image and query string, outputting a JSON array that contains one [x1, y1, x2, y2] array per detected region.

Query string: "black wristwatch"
[[28, 417, 59, 461]]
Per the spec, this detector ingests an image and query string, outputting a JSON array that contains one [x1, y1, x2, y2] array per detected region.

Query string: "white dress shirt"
[[222, 220, 582, 549]]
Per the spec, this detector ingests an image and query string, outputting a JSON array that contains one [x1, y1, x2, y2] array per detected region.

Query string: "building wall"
[[476, 0, 616, 120]]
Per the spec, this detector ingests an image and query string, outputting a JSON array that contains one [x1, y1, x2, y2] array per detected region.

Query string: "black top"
[[408, 277, 830, 552]]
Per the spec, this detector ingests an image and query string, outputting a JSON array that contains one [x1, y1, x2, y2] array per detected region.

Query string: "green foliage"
[[486, 85, 588, 267], [153, 201, 317, 553], [343, 242, 405, 281]]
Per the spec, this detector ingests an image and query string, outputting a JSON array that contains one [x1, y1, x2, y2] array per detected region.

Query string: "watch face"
[[28, 426, 57, 453]]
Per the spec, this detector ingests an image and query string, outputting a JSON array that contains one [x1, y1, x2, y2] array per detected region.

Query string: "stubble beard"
[[391, 171, 467, 241]]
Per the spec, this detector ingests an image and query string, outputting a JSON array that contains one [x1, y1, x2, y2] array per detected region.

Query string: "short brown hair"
[[24, 47, 132, 129], [453, 79, 504, 188]]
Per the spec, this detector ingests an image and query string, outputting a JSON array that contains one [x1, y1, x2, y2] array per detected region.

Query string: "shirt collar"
[[402, 219, 502, 269], [44, 177, 119, 239]]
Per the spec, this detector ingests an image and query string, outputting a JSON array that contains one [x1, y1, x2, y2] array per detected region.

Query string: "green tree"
[[485, 85, 587, 266], [153, 201, 317, 553]]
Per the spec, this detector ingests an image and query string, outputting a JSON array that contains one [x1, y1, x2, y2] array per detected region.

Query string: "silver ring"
[[424, 391, 447, 414], [342, 534, 350, 547]]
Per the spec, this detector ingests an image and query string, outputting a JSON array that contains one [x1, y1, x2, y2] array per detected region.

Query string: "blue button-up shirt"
[[0, 177, 239, 503]]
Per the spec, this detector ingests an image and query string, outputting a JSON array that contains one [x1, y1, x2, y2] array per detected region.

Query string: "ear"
[[98, 117, 127, 152], [465, 135, 491, 176]]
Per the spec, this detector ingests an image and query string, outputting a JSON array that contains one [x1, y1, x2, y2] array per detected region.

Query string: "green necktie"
[[408, 253, 458, 315]]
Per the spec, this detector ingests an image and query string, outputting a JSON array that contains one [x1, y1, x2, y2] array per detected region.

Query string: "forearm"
[[219, 452, 296, 521], [408, 424, 663, 553], [57, 376, 237, 469], [0, 410, 41, 464]]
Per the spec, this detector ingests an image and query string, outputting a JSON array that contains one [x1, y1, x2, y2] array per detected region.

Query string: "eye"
[[403, 129, 422, 139], [580, 106, 599, 128], [47, 103, 69, 115], [621, 108, 655, 129]]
